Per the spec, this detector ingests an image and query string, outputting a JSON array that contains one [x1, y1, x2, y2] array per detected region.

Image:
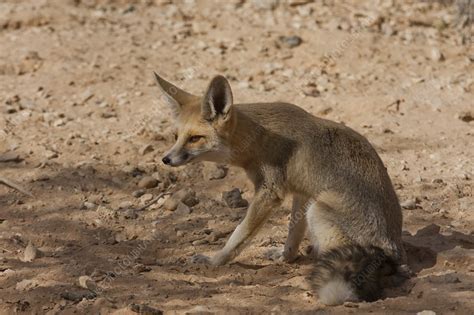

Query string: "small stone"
[[140, 193, 154, 204], [417, 311, 436, 315], [222, 188, 249, 208], [175, 202, 191, 215], [138, 176, 158, 189], [78, 276, 98, 291], [79, 89, 94, 105], [251, 0, 279, 10], [122, 209, 138, 220], [400, 199, 417, 210], [202, 164, 228, 180], [128, 304, 163, 315], [132, 189, 146, 198], [61, 290, 97, 302], [82, 201, 96, 210], [16, 279, 38, 291], [0, 151, 23, 163], [457, 111, 473, 123], [118, 201, 133, 209], [277, 35, 303, 48], [163, 188, 199, 211], [427, 272, 460, 284], [23, 242, 39, 262], [176, 230, 184, 237], [139, 144, 154, 156], [430, 47, 444, 62]]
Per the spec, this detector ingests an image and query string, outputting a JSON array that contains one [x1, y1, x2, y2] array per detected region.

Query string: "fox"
[[154, 72, 407, 305]]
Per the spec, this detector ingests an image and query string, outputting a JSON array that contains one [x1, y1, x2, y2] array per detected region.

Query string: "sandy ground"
[[0, 0, 473, 314]]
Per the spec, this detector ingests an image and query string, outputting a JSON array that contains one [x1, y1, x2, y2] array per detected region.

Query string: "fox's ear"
[[154, 72, 198, 115], [202, 75, 233, 121]]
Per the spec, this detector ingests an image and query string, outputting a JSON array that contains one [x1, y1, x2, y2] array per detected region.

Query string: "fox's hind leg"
[[265, 194, 308, 262], [282, 194, 309, 262], [306, 194, 351, 257]]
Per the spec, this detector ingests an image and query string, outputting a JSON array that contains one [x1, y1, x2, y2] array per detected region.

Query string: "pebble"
[[457, 111, 473, 123], [78, 275, 98, 291], [277, 35, 303, 49], [82, 201, 96, 210], [400, 199, 417, 210], [202, 164, 228, 180], [417, 311, 436, 315], [138, 176, 158, 189], [139, 144, 154, 156], [175, 202, 192, 215], [140, 193, 154, 204], [163, 188, 199, 211], [16, 279, 38, 291], [128, 304, 163, 315], [60, 290, 97, 302], [23, 242, 39, 262], [122, 209, 138, 220], [430, 47, 444, 62], [118, 201, 133, 209], [222, 188, 249, 208], [79, 89, 94, 105], [132, 189, 146, 198]]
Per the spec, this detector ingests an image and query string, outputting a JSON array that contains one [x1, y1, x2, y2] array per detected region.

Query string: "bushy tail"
[[312, 245, 397, 305]]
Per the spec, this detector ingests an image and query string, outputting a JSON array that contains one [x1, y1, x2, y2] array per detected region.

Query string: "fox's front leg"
[[192, 188, 282, 266]]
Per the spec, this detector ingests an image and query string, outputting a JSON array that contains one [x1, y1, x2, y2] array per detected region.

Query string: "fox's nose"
[[162, 156, 171, 165]]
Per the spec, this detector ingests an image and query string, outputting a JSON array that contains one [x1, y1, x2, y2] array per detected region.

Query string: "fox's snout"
[[161, 151, 190, 167]]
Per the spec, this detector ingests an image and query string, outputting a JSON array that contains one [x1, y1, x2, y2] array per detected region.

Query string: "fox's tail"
[[312, 245, 398, 305]]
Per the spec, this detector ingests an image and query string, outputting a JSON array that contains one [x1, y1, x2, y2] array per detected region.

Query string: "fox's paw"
[[264, 247, 298, 263], [190, 254, 212, 265]]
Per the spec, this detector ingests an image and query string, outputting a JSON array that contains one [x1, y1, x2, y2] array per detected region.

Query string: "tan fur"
[[154, 73, 407, 302]]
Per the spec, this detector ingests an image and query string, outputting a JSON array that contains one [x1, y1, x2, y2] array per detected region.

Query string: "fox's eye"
[[188, 135, 204, 143]]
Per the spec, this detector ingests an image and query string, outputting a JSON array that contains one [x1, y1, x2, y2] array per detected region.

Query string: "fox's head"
[[154, 73, 235, 167]]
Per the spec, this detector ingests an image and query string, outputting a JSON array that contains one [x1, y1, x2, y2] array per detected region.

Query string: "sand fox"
[[155, 73, 407, 305]]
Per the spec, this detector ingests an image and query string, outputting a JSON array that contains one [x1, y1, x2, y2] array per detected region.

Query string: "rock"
[[417, 311, 436, 315], [302, 84, 320, 97], [139, 144, 154, 156], [0, 151, 23, 163], [251, 0, 279, 10], [138, 176, 158, 189], [430, 47, 444, 62], [222, 188, 249, 208], [128, 304, 163, 315], [60, 290, 97, 302], [82, 201, 96, 210], [277, 35, 303, 48], [202, 164, 228, 180], [122, 209, 138, 220], [140, 193, 154, 204], [163, 188, 199, 211], [118, 201, 133, 209], [23, 242, 40, 262], [175, 202, 192, 215], [427, 272, 460, 284], [16, 279, 38, 291], [401, 199, 417, 210], [78, 275, 98, 291], [132, 189, 146, 198], [457, 111, 473, 123], [416, 224, 440, 237], [79, 89, 94, 105]]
